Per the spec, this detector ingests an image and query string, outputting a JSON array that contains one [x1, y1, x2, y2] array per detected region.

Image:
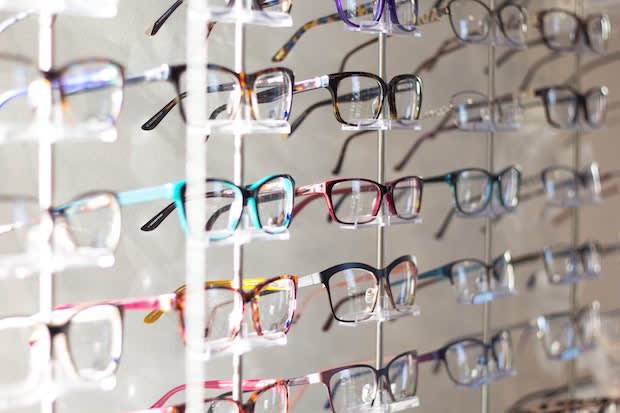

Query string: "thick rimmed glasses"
[[120, 175, 295, 240], [424, 166, 521, 216], [0, 305, 123, 401], [288, 73, 422, 135], [294, 176, 423, 225], [58, 276, 298, 353], [141, 65, 294, 131], [496, 10, 612, 69]]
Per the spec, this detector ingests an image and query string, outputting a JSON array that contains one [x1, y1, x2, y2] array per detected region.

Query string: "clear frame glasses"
[[418, 251, 515, 304], [541, 162, 601, 207], [0, 305, 123, 401], [535, 302, 601, 361], [294, 176, 424, 225]]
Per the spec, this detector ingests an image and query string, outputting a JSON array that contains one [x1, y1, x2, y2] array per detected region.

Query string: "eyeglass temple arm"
[[150, 379, 277, 408], [394, 113, 454, 172]]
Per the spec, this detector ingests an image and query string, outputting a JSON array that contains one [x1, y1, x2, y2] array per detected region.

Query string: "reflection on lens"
[[499, 4, 527, 45], [328, 268, 377, 322], [448, 0, 489, 42], [444, 339, 486, 385], [341, 0, 380, 26], [328, 366, 377, 412], [254, 71, 292, 121], [256, 176, 294, 234], [0, 319, 49, 387], [542, 10, 579, 50], [543, 168, 578, 206], [393, 77, 421, 121], [61, 62, 123, 130], [392, 177, 422, 219], [455, 170, 491, 214], [585, 87, 607, 128], [198, 181, 243, 240], [331, 180, 381, 224], [394, 0, 417, 31], [587, 14, 611, 53], [62, 193, 121, 252], [388, 260, 417, 310], [68, 305, 122, 380], [544, 87, 578, 128], [335, 75, 383, 126], [499, 168, 520, 208], [203, 288, 243, 350], [257, 278, 295, 336], [254, 384, 288, 413], [387, 353, 418, 400], [451, 260, 488, 301]]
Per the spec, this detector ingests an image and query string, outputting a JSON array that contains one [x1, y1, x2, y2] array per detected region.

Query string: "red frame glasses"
[[294, 176, 424, 225]]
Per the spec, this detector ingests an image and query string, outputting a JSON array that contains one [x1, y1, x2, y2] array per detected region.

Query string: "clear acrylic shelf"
[[341, 119, 422, 132], [0, 248, 115, 280], [207, 119, 290, 135], [198, 331, 287, 361], [343, 22, 422, 36], [337, 305, 421, 327], [456, 287, 519, 305], [0, 0, 118, 17], [342, 396, 420, 413], [0, 364, 116, 410], [196, 7, 292, 27], [0, 121, 117, 144]]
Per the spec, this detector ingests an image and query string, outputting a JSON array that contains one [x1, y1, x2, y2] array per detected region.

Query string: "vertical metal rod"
[[185, 1, 208, 413], [232, 18, 245, 403], [481, 0, 495, 411], [568, 0, 584, 398], [375, 29, 386, 375]]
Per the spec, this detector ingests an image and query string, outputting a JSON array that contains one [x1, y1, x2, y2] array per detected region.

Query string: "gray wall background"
[[1, 0, 620, 411]]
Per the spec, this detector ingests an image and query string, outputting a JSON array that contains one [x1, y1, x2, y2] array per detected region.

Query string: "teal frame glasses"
[[118, 174, 296, 241]]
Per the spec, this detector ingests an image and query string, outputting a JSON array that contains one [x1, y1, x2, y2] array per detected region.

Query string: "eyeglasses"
[[418, 251, 515, 304], [288, 73, 423, 135], [334, 0, 419, 32], [0, 55, 125, 141], [297, 255, 418, 324], [536, 85, 608, 129], [132, 380, 290, 413], [333, 90, 520, 174], [513, 240, 620, 287], [118, 175, 295, 241], [0, 305, 123, 404], [141, 65, 295, 131], [146, 0, 294, 36], [541, 163, 601, 207], [58, 276, 298, 354], [424, 166, 521, 216], [294, 176, 423, 226], [535, 302, 601, 361], [0, 192, 121, 274], [496, 11, 612, 70]]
